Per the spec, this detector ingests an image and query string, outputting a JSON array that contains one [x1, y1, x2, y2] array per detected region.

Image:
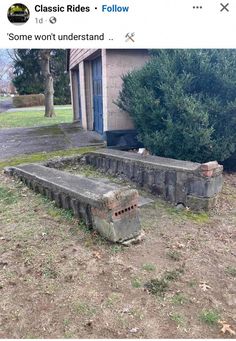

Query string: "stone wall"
[[84, 149, 223, 210], [5, 163, 141, 243]]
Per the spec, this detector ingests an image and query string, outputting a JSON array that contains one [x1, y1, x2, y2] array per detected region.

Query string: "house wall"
[[105, 49, 149, 131], [69, 49, 149, 133], [84, 61, 93, 130], [70, 49, 98, 69], [70, 70, 79, 122], [70, 49, 100, 130]]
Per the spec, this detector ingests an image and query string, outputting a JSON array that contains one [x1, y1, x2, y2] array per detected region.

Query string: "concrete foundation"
[[84, 149, 223, 210], [5, 164, 141, 243]]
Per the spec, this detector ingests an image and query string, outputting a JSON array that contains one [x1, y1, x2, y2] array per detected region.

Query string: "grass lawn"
[[0, 161, 235, 338], [0, 147, 96, 170], [0, 106, 73, 129], [0, 96, 11, 102]]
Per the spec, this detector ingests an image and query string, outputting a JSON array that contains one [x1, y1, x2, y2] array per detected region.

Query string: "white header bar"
[[0, 0, 235, 48]]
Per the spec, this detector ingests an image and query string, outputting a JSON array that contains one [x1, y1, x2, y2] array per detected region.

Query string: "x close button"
[[220, 3, 229, 12]]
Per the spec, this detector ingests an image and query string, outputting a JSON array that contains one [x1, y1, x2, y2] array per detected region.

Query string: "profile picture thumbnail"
[[8, 3, 30, 25]]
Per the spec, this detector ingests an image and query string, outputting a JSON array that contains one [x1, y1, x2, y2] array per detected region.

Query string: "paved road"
[[0, 123, 104, 160], [0, 99, 13, 113]]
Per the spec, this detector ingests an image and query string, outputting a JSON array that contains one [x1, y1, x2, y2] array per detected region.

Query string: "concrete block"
[[165, 185, 176, 202], [188, 175, 223, 197], [186, 195, 218, 211], [54, 192, 62, 208], [61, 194, 71, 210], [165, 171, 176, 186]]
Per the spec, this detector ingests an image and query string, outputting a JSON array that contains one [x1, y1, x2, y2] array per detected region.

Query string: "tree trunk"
[[39, 50, 55, 117]]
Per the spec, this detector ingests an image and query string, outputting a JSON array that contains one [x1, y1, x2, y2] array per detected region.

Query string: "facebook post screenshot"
[[0, 0, 236, 339]]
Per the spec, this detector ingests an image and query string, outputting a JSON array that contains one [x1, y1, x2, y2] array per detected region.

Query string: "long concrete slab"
[[5, 164, 141, 243]]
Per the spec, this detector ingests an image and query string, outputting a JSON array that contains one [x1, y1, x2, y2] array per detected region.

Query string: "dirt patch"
[[0, 170, 235, 338]]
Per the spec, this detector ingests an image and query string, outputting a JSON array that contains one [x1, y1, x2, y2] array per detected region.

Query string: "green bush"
[[13, 94, 45, 108], [117, 50, 236, 163]]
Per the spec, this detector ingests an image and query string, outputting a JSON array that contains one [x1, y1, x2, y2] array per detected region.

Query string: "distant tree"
[[51, 50, 71, 106], [12, 49, 70, 116], [39, 49, 55, 117], [0, 50, 14, 93], [117, 49, 236, 163], [12, 49, 44, 94]]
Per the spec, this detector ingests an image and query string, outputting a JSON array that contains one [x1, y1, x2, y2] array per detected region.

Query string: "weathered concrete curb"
[[5, 164, 141, 243], [42, 155, 84, 169], [84, 149, 223, 210]]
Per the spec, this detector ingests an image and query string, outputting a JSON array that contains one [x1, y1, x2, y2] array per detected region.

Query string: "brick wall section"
[[5, 163, 141, 243], [84, 149, 223, 210]]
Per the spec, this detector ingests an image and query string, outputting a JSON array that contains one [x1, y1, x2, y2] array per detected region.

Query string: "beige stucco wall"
[[105, 49, 149, 131]]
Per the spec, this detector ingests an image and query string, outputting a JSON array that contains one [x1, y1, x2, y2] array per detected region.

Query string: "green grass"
[[64, 331, 76, 339], [199, 309, 220, 325], [144, 268, 184, 297], [43, 265, 58, 279], [171, 293, 188, 305], [67, 164, 126, 185], [170, 313, 185, 327], [131, 278, 142, 288], [0, 146, 96, 170], [74, 301, 97, 317], [167, 250, 182, 261], [142, 263, 156, 272], [0, 96, 11, 102], [46, 201, 74, 222], [63, 318, 70, 327], [163, 268, 184, 281], [0, 186, 19, 205], [70, 164, 102, 178], [105, 293, 121, 308], [167, 207, 210, 224], [0, 106, 72, 128], [144, 278, 169, 296], [225, 266, 236, 277], [110, 245, 124, 254]]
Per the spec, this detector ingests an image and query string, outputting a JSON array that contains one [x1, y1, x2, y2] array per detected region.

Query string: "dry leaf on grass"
[[173, 242, 185, 249], [129, 327, 139, 334], [218, 320, 236, 336], [93, 251, 102, 259], [199, 281, 211, 291]]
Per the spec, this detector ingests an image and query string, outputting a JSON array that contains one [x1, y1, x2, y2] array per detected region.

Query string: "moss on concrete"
[[29, 125, 63, 136], [0, 147, 96, 170]]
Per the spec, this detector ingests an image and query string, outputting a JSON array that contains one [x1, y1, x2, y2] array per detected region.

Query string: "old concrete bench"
[[5, 164, 141, 243], [84, 149, 223, 210]]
